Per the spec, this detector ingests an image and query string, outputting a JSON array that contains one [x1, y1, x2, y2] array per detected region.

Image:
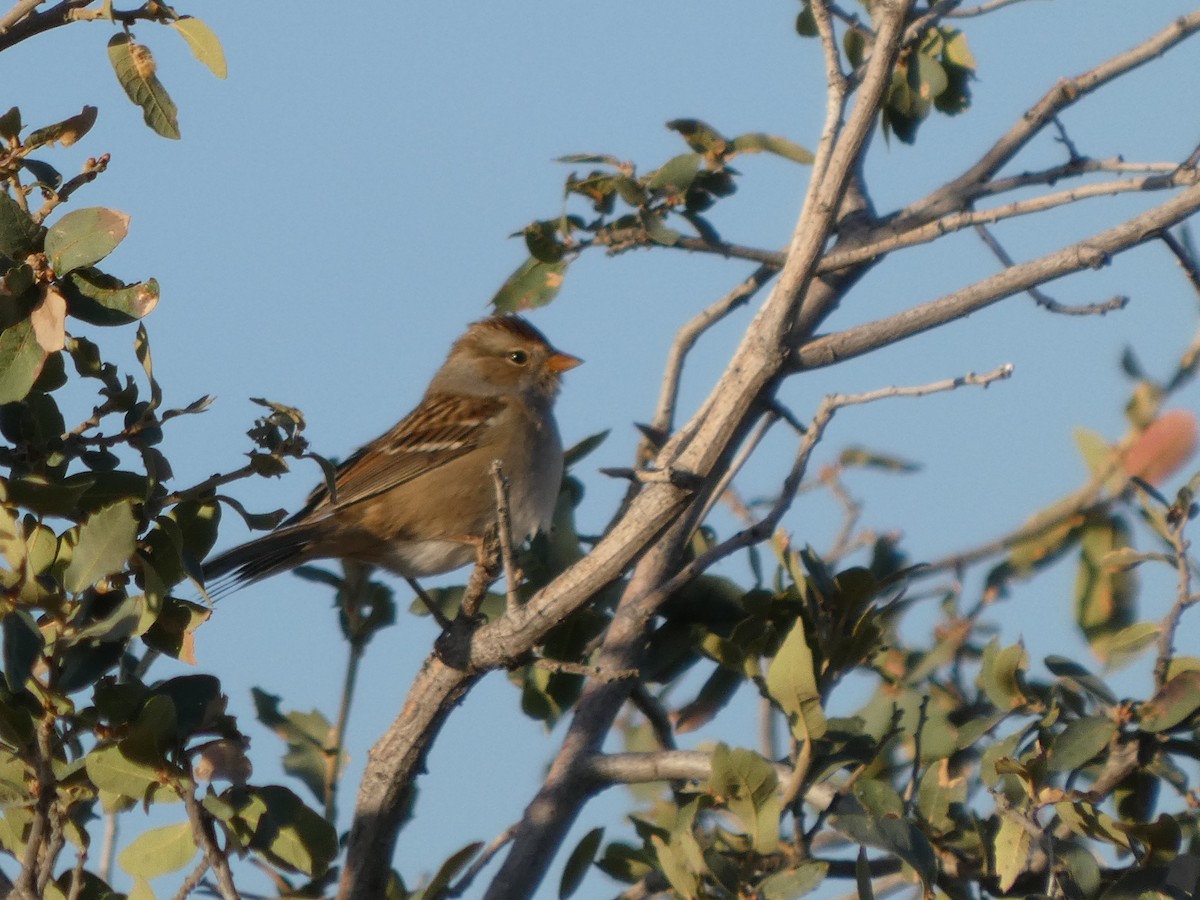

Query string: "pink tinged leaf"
[[1123, 409, 1198, 485], [30, 286, 66, 352]]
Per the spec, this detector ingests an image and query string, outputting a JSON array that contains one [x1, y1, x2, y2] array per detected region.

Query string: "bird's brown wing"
[[290, 394, 505, 521]]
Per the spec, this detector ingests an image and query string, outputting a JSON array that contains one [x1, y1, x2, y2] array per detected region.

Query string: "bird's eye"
[[507, 349, 529, 365]]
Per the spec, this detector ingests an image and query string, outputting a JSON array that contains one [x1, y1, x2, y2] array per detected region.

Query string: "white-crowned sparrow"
[[204, 315, 580, 589]]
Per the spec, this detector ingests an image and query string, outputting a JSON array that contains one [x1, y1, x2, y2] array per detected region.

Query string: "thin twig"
[[629, 683, 676, 750], [14, 717, 56, 899], [946, 0, 1038, 16], [824, 472, 864, 562], [645, 364, 1015, 607], [904, 694, 931, 806], [98, 810, 117, 884], [1153, 517, 1194, 687], [327, 613, 365, 823], [491, 461, 521, 615], [64, 846, 86, 900], [975, 223, 1128, 315], [650, 264, 776, 436], [446, 825, 519, 899], [821, 168, 1197, 277], [171, 856, 212, 900], [796, 182, 1200, 371], [1161, 229, 1200, 296], [407, 577, 453, 631], [180, 783, 239, 900], [688, 409, 780, 537]]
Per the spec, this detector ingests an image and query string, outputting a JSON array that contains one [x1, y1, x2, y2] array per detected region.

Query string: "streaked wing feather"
[[294, 394, 504, 518]]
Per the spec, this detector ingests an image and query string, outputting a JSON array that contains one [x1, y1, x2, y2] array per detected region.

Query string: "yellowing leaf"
[[993, 807, 1035, 891], [170, 17, 228, 79]]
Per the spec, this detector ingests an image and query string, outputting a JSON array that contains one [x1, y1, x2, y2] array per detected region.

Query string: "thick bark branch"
[[481, 5, 914, 899]]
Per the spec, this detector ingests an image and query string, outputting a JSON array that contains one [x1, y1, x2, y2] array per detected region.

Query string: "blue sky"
[[5, 2, 1200, 896]]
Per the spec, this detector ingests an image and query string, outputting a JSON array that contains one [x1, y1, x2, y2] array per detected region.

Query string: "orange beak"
[[547, 351, 583, 374]]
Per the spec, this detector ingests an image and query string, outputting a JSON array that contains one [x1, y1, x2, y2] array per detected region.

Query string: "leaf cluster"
[[1, 100, 340, 898], [492, 119, 812, 312]]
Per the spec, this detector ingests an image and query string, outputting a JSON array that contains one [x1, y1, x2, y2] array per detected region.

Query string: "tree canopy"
[[2, 2, 1200, 899]]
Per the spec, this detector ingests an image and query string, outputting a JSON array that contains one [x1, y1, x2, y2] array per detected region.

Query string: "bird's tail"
[[202, 523, 320, 597]]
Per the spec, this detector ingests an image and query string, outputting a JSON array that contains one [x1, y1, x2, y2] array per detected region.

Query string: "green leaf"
[[1139, 670, 1200, 732], [491, 256, 568, 312], [915, 759, 966, 831], [729, 132, 814, 164], [142, 597, 210, 663], [640, 210, 681, 246], [766, 617, 827, 740], [665, 119, 728, 156], [650, 833, 700, 899], [521, 219, 567, 263], [1073, 426, 1117, 479], [63, 501, 138, 593], [795, 4, 817, 37], [1046, 716, 1116, 772], [942, 28, 978, 70], [1091, 620, 1160, 671], [829, 801, 937, 891], [993, 806, 1034, 892], [855, 847, 874, 900], [647, 153, 701, 194], [1055, 799, 1131, 850], [0, 107, 20, 140], [560, 827, 603, 899], [0, 192, 42, 259], [911, 52, 948, 101], [63, 268, 159, 325], [170, 17, 227, 79], [708, 743, 780, 853], [977, 639, 1030, 710], [85, 744, 162, 799], [1075, 516, 1137, 661], [0, 320, 49, 404], [44, 207, 130, 275], [2, 611, 43, 692], [107, 34, 180, 140], [1044, 655, 1117, 706], [422, 841, 483, 899], [759, 861, 829, 900], [251, 688, 340, 804], [119, 822, 197, 879], [563, 430, 608, 468], [231, 785, 337, 875]]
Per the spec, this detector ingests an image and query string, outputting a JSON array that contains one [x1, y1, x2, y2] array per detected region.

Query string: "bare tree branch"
[[651, 263, 776, 437], [819, 167, 1197, 276], [909, 10, 1200, 221], [974, 223, 1128, 316], [480, 8, 916, 898], [0, 0, 43, 35], [795, 181, 1200, 371]]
